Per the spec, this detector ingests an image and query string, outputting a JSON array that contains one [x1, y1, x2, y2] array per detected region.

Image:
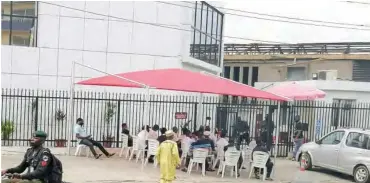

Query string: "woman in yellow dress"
[[156, 130, 181, 183]]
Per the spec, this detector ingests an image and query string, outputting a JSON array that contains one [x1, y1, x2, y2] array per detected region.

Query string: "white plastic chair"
[[126, 136, 136, 159], [212, 146, 225, 169], [180, 141, 189, 165], [74, 144, 93, 157], [249, 151, 270, 181], [129, 136, 146, 163], [144, 139, 159, 167], [119, 134, 129, 158], [240, 146, 252, 172], [218, 150, 241, 178], [187, 149, 209, 176]]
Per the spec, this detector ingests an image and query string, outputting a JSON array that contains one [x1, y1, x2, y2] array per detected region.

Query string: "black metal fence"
[[2, 88, 370, 157]]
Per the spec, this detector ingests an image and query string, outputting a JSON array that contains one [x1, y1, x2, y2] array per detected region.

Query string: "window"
[[287, 67, 306, 81], [190, 1, 224, 66], [320, 131, 345, 145], [1, 1, 38, 47], [331, 99, 356, 127], [346, 132, 370, 150]]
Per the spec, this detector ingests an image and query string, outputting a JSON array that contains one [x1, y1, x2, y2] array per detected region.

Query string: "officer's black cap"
[[34, 131, 48, 138]]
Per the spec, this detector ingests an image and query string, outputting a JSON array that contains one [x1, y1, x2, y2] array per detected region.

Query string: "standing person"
[[292, 115, 304, 161], [74, 118, 115, 159], [1, 131, 63, 183], [156, 130, 181, 183]]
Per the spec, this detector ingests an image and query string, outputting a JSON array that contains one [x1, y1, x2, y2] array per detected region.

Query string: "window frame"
[[345, 132, 370, 150], [319, 130, 345, 145], [190, 1, 224, 67], [1, 1, 38, 47]]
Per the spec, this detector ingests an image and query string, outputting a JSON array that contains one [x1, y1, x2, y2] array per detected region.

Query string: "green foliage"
[[55, 109, 66, 122], [1, 120, 15, 139], [104, 102, 116, 124]]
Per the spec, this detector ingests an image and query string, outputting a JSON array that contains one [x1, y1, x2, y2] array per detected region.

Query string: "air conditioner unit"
[[317, 70, 338, 80]]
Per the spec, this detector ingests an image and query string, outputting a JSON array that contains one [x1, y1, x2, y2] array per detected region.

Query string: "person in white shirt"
[[205, 126, 217, 146], [137, 125, 149, 150], [148, 125, 159, 140], [216, 132, 229, 150], [74, 118, 114, 159]]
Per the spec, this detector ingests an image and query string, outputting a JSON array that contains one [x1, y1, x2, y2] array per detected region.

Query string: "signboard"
[[175, 112, 187, 119], [315, 119, 322, 138]]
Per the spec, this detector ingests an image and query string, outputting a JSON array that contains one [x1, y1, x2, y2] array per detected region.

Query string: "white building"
[[1, 1, 225, 93], [1, 1, 226, 146]]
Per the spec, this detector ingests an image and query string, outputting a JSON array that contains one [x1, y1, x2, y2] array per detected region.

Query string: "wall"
[[224, 60, 354, 82], [1, 1, 222, 93]]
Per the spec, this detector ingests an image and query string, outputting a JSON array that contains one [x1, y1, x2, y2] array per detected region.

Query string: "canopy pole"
[[272, 102, 281, 178], [144, 87, 150, 127], [74, 61, 150, 88], [196, 93, 204, 131], [67, 61, 76, 155]]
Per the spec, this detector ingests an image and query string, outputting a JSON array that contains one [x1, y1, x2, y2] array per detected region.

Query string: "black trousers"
[[254, 161, 273, 178], [80, 139, 109, 157]]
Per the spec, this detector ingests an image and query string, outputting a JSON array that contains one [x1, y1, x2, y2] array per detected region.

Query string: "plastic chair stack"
[[248, 151, 270, 181], [212, 146, 225, 169], [129, 136, 146, 162], [240, 146, 253, 172], [119, 134, 129, 158], [187, 149, 209, 176], [180, 141, 190, 165], [217, 150, 241, 178], [144, 139, 159, 167]]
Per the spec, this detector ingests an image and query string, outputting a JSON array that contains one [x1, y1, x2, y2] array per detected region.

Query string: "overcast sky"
[[221, 0, 370, 44]]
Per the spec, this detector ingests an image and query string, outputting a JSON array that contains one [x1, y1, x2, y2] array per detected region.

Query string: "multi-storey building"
[[1, 1, 224, 92]]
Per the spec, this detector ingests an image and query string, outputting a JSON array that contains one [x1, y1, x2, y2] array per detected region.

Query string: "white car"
[[296, 128, 370, 183]]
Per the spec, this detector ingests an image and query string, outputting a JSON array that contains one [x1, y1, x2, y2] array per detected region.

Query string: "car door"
[[338, 132, 368, 174], [315, 130, 346, 169]]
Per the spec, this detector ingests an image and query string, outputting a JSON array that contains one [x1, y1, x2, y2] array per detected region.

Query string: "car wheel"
[[354, 165, 370, 183], [299, 152, 312, 170]]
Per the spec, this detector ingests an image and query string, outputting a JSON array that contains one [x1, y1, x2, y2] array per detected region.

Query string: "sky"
[[220, 0, 370, 44]]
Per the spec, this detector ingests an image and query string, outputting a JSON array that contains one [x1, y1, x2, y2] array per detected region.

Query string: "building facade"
[[223, 43, 370, 86], [1, 1, 225, 93]]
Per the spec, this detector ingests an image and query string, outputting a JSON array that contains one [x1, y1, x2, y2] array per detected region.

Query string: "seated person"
[[121, 123, 132, 147], [75, 118, 115, 159], [205, 126, 218, 146], [157, 128, 167, 144], [204, 131, 215, 152], [181, 132, 214, 172], [181, 130, 195, 155], [148, 124, 159, 140], [216, 131, 229, 151], [252, 138, 274, 180], [137, 125, 149, 150]]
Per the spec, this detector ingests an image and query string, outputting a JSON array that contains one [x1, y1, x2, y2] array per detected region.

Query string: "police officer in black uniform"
[[1, 131, 62, 183]]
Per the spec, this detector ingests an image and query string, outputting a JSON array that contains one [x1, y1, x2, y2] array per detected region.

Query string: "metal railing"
[[2, 88, 370, 157]]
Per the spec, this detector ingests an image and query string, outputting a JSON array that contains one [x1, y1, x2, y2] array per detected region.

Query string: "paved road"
[[1, 153, 354, 183]]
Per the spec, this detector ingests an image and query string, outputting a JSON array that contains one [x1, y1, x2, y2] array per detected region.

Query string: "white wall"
[[1, 1, 222, 93]]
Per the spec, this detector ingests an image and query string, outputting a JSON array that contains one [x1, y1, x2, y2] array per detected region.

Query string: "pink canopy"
[[77, 68, 289, 101], [265, 82, 326, 100]]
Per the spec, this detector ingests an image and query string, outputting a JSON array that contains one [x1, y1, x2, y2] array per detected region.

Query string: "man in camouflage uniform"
[[1, 131, 60, 183]]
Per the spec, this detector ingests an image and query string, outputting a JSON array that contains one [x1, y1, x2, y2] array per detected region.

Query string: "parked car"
[[296, 128, 370, 183]]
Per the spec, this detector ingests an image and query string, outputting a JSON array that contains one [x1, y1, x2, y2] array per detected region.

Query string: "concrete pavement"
[[1, 151, 354, 183]]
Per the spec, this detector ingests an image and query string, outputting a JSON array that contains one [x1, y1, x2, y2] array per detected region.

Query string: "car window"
[[346, 132, 370, 150], [321, 131, 345, 145]]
